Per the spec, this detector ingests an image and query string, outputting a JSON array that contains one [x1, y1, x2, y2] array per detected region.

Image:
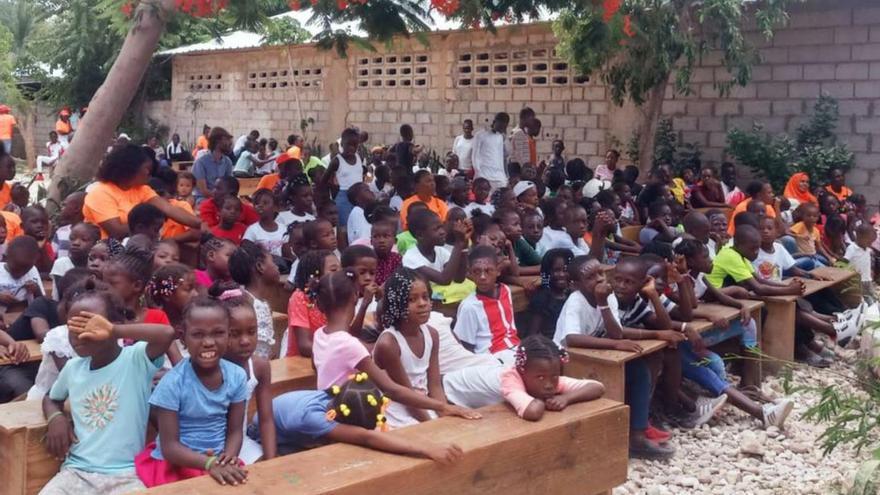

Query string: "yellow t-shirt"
[[83, 182, 158, 238], [790, 222, 820, 256]]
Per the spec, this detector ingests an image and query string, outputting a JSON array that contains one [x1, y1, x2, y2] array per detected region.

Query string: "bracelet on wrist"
[[46, 411, 65, 425], [597, 304, 610, 310], [205, 456, 218, 471]]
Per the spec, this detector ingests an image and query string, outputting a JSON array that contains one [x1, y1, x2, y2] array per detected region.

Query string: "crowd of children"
[[0, 112, 874, 493]]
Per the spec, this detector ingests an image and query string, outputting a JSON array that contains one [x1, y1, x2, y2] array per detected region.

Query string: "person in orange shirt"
[[0, 105, 16, 155], [400, 169, 448, 231], [285, 134, 304, 160], [728, 180, 777, 235], [783, 172, 818, 207], [256, 154, 301, 193], [825, 168, 853, 203], [83, 144, 201, 239], [0, 151, 16, 210], [192, 124, 210, 158], [55, 109, 73, 145]]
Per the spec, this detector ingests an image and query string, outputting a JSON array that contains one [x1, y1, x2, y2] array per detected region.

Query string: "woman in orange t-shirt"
[[83, 144, 201, 239], [192, 124, 210, 157], [399, 170, 448, 231], [727, 180, 778, 235]]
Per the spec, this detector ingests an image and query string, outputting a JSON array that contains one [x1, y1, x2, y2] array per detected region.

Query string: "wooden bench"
[[621, 225, 641, 243], [759, 266, 856, 374], [238, 177, 262, 198], [0, 340, 41, 366], [146, 399, 630, 495], [0, 355, 315, 495], [172, 161, 194, 171]]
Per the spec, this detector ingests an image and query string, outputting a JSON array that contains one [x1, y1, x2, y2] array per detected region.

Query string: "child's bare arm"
[[372, 336, 433, 422], [43, 395, 75, 460], [325, 424, 464, 464], [254, 358, 277, 460], [223, 401, 246, 460], [546, 380, 605, 411], [425, 328, 449, 410], [67, 312, 175, 361], [564, 334, 642, 353]]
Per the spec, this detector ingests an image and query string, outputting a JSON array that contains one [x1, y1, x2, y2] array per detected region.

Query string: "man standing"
[[0, 105, 15, 155], [509, 107, 536, 166], [453, 119, 475, 177], [234, 129, 260, 158], [192, 126, 233, 203], [472, 112, 510, 191]]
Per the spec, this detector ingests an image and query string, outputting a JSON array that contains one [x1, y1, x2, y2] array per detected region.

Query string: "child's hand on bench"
[[423, 442, 464, 465], [45, 413, 76, 461], [656, 330, 687, 348], [612, 340, 643, 353], [440, 404, 482, 420]]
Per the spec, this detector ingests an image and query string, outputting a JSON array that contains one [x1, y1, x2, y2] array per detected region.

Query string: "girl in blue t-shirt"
[[135, 297, 249, 488], [260, 373, 463, 463]]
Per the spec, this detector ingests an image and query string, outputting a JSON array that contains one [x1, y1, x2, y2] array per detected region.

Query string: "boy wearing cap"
[[513, 181, 541, 216]]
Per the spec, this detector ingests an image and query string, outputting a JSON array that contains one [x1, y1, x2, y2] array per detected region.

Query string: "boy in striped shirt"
[[453, 245, 520, 366]]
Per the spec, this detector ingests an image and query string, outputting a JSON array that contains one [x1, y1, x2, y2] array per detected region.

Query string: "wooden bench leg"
[[761, 300, 795, 375], [565, 360, 625, 403]]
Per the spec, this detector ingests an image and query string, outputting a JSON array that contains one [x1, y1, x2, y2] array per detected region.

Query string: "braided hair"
[[326, 373, 390, 431], [97, 238, 125, 257], [200, 235, 235, 267], [67, 278, 127, 323], [107, 245, 153, 284], [380, 267, 428, 329], [316, 270, 358, 314], [229, 240, 267, 286], [514, 335, 569, 372], [539, 248, 574, 289], [147, 262, 193, 305], [293, 249, 334, 293]]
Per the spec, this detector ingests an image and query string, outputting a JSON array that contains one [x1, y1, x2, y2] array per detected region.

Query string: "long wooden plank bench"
[[238, 177, 263, 198], [0, 340, 42, 366], [0, 356, 314, 495], [759, 266, 856, 374], [147, 399, 630, 495]]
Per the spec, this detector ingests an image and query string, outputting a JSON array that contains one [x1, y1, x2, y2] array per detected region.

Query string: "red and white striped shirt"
[[453, 283, 521, 355]]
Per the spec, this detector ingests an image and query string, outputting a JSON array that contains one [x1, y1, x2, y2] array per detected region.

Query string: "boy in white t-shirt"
[[401, 209, 468, 287], [845, 223, 877, 303], [0, 236, 45, 311], [554, 255, 673, 460]]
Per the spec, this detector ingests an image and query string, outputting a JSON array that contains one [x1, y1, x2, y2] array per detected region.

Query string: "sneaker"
[[645, 424, 671, 442], [630, 439, 675, 461], [678, 394, 727, 429], [835, 315, 860, 344], [762, 399, 794, 428]]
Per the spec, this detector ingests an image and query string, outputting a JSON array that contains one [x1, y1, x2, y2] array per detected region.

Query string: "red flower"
[[289, 0, 301, 9], [602, 0, 621, 22], [430, 0, 459, 16], [120, 1, 134, 17], [623, 14, 635, 37], [337, 0, 348, 9]]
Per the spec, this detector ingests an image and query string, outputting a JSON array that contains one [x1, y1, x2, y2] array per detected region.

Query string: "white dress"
[[26, 325, 74, 400], [239, 358, 264, 464], [243, 288, 275, 359], [376, 326, 437, 428]]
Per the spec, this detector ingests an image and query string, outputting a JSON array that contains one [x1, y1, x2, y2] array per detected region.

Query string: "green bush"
[[726, 95, 854, 193]]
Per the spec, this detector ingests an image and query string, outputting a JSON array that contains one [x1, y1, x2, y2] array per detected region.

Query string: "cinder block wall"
[[157, 0, 880, 202]]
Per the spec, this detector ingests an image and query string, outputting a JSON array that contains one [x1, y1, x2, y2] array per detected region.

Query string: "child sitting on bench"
[[553, 256, 674, 460], [42, 281, 174, 494], [256, 374, 463, 463], [502, 335, 605, 421]]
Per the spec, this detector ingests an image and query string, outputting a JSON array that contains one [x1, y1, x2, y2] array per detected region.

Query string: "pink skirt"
[[134, 442, 207, 488]]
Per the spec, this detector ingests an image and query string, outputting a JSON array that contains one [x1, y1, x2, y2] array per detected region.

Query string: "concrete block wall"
[[660, 0, 880, 196], [157, 0, 880, 203]]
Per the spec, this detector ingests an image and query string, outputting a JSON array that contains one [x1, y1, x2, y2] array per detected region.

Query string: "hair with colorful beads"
[[326, 373, 390, 431]]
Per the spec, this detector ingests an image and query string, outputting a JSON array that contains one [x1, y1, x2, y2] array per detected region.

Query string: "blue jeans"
[[779, 235, 828, 269], [701, 318, 758, 349], [625, 359, 652, 430], [680, 344, 729, 396], [1, 139, 10, 155], [335, 189, 354, 226]]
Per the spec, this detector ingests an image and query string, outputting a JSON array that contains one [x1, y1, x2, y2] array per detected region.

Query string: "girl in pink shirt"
[[501, 335, 605, 421], [311, 270, 481, 421]]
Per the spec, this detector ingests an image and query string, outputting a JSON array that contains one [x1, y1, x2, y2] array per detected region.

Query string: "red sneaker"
[[645, 424, 671, 442]]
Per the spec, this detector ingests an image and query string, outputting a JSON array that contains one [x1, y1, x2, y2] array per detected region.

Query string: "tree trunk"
[[636, 76, 670, 173], [16, 107, 36, 171], [285, 46, 305, 139], [46, 0, 174, 212]]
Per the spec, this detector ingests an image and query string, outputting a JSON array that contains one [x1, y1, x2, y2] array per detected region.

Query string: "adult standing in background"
[[55, 109, 73, 146], [165, 133, 191, 162], [192, 126, 233, 203], [321, 127, 364, 225], [0, 105, 15, 155], [453, 119, 475, 177], [472, 112, 510, 191], [286, 134, 304, 160], [509, 108, 536, 167]]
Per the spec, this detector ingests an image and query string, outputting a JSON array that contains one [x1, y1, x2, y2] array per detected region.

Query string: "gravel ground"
[[615, 347, 870, 495]]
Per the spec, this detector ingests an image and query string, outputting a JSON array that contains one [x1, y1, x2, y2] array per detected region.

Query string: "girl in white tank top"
[[373, 269, 454, 429]]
